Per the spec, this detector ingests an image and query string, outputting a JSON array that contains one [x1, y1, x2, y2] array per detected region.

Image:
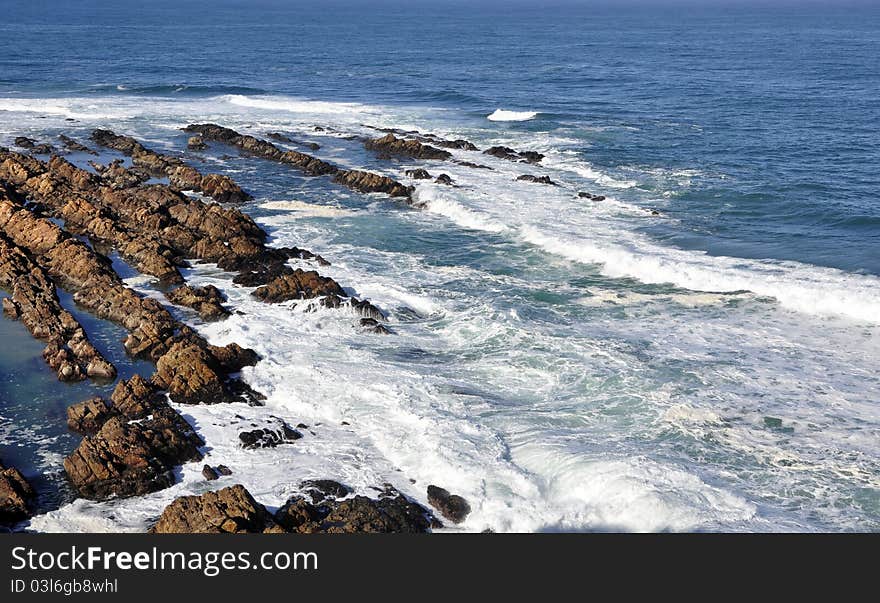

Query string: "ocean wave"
[[520, 226, 880, 324], [487, 109, 539, 122], [223, 94, 379, 116]]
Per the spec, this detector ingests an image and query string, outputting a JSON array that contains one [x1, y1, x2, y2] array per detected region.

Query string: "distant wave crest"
[[487, 109, 538, 122]]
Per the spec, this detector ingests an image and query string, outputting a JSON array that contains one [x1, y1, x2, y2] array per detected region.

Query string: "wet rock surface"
[[405, 168, 432, 179], [0, 460, 36, 527], [275, 483, 437, 533], [366, 133, 452, 160], [63, 375, 205, 500], [484, 145, 544, 164], [238, 420, 302, 449], [165, 284, 230, 320], [58, 134, 97, 155], [517, 174, 557, 185], [427, 485, 471, 524], [90, 129, 251, 203], [578, 191, 606, 201], [184, 123, 414, 201], [253, 269, 346, 303], [0, 228, 116, 382]]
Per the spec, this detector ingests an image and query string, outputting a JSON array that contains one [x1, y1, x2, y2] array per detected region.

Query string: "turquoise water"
[[0, 1, 878, 531]]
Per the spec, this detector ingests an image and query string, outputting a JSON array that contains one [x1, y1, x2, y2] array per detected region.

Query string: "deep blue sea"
[[0, 0, 878, 532]]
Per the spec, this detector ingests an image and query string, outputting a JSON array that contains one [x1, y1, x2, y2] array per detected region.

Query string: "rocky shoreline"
[[0, 126, 471, 533]]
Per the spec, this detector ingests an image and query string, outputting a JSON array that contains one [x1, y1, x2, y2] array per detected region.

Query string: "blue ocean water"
[[0, 0, 878, 531]]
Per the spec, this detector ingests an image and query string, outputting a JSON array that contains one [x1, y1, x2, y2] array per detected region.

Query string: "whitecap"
[[487, 109, 539, 122]]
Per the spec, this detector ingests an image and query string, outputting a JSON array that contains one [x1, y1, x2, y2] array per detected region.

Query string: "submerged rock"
[[239, 421, 302, 449], [435, 173, 454, 185]]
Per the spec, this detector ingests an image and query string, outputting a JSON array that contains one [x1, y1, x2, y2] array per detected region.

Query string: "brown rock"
[[165, 284, 229, 320], [150, 485, 280, 533], [0, 461, 35, 527], [253, 269, 346, 303], [67, 397, 114, 434], [365, 133, 452, 160]]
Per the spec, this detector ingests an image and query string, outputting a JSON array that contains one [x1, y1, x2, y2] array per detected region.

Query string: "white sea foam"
[[260, 200, 353, 217], [11, 92, 880, 533], [487, 109, 539, 122], [520, 227, 880, 324]]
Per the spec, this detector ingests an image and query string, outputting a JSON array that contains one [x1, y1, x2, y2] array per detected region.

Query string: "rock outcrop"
[[578, 191, 606, 201], [0, 230, 116, 381], [365, 133, 452, 160], [151, 483, 437, 534], [484, 146, 544, 164], [426, 485, 471, 524], [58, 134, 97, 155], [150, 485, 283, 533], [405, 168, 432, 179], [184, 124, 413, 201], [165, 284, 229, 320], [90, 129, 251, 204], [517, 174, 557, 185], [0, 460, 35, 527], [63, 375, 205, 499], [252, 269, 346, 303]]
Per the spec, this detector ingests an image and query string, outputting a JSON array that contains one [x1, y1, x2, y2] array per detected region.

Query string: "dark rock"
[[435, 173, 454, 185], [216, 465, 233, 476], [274, 485, 435, 533], [332, 169, 413, 199], [427, 485, 471, 524], [365, 133, 452, 160], [578, 192, 606, 201], [266, 132, 320, 150], [58, 135, 97, 155], [456, 160, 493, 170], [517, 174, 557, 186], [239, 421, 302, 449], [484, 146, 543, 164], [405, 168, 432, 180], [202, 465, 219, 481], [13, 137, 37, 150], [360, 317, 391, 334], [301, 479, 350, 503]]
